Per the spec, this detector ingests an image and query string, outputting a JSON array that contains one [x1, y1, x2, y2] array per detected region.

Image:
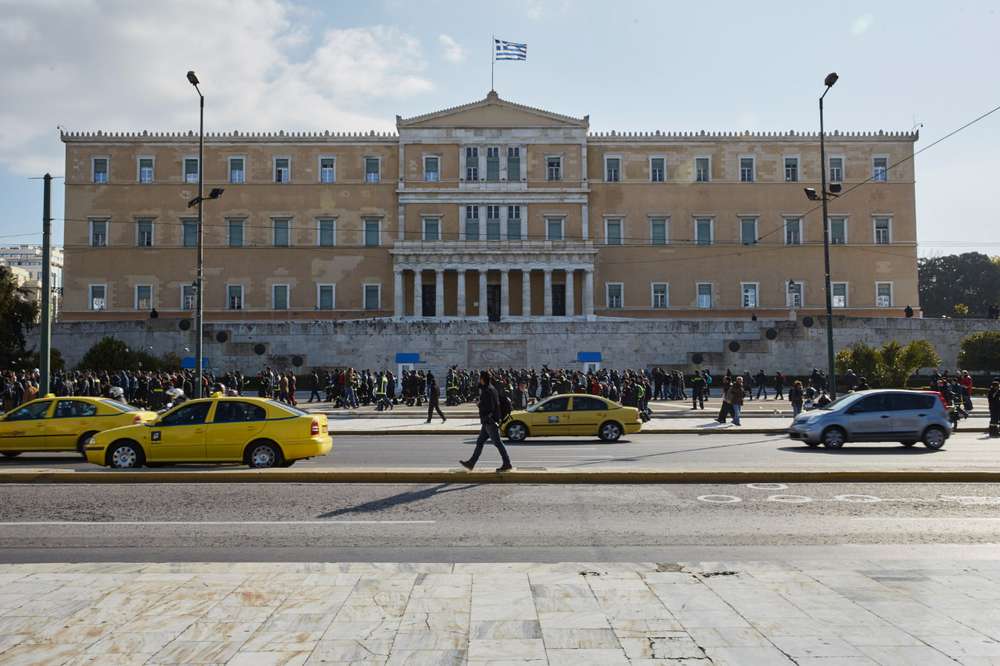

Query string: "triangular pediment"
[[397, 91, 588, 129]]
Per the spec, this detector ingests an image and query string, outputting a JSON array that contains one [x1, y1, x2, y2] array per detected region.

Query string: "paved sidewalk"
[[1, 560, 999, 664]]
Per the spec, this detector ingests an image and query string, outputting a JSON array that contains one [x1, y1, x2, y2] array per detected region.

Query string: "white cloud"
[[0, 0, 434, 176], [851, 13, 874, 36], [438, 34, 465, 63]]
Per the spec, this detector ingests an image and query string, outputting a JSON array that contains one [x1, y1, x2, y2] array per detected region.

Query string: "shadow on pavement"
[[778, 445, 940, 455], [0, 455, 84, 465], [461, 438, 631, 447], [569, 437, 784, 468], [317, 483, 478, 518]]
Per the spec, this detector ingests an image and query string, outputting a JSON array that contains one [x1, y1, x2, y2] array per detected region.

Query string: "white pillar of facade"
[[565, 269, 575, 317], [393, 269, 403, 320], [581, 203, 589, 241], [583, 269, 595, 317], [435, 269, 444, 318], [500, 270, 510, 319], [456, 269, 466, 318], [479, 206, 487, 242], [397, 203, 405, 241], [479, 270, 488, 319], [522, 269, 532, 318], [413, 270, 422, 317], [543, 269, 553, 317]]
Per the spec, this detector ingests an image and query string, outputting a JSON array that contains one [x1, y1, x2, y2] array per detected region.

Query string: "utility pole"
[[819, 73, 838, 398], [39, 173, 53, 395]]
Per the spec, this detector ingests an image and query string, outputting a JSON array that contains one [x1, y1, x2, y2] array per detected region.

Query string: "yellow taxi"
[[84, 395, 331, 469], [0, 395, 157, 458], [502, 393, 642, 442]]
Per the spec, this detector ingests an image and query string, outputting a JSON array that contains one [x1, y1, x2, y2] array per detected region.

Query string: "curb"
[[2, 469, 1000, 485], [330, 428, 990, 436]]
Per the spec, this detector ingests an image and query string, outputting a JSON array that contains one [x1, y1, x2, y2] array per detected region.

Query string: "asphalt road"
[[3, 431, 997, 472], [1, 482, 998, 563]]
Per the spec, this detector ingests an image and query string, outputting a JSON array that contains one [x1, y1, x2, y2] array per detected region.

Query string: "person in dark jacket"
[[789, 380, 804, 417], [690, 372, 706, 410], [460, 371, 512, 472], [987, 381, 1000, 437], [425, 372, 446, 424]]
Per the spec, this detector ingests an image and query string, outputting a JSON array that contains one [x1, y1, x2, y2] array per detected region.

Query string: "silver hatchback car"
[[788, 389, 952, 449]]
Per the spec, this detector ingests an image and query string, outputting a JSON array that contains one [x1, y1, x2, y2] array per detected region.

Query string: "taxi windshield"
[[101, 399, 138, 412], [267, 400, 308, 416]]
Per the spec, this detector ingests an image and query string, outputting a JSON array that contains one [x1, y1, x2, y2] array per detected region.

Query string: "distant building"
[[0, 245, 63, 316]]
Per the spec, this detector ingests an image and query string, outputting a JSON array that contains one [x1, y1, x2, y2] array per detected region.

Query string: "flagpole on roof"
[[490, 34, 495, 91]]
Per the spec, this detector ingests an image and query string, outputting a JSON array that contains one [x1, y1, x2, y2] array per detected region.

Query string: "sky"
[[1, 0, 998, 255]]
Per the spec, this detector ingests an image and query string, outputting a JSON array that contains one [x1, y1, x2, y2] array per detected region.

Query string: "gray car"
[[788, 389, 952, 449]]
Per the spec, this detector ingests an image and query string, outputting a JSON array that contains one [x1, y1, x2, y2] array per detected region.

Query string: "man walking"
[[729, 376, 746, 426], [690, 371, 705, 410], [460, 371, 513, 473], [425, 372, 446, 424]]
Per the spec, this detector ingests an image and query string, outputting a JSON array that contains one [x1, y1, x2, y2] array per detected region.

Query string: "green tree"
[[836, 339, 940, 387], [0, 266, 40, 369], [78, 337, 164, 372], [918, 252, 1000, 318], [953, 303, 969, 317], [27, 347, 65, 373], [836, 343, 881, 383], [958, 331, 1000, 372]]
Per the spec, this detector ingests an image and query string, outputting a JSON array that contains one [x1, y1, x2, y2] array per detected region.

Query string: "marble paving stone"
[[768, 635, 866, 659], [227, 651, 311, 666], [618, 632, 706, 660], [0, 642, 81, 666], [175, 620, 261, 642], [466, 639, 547, 661], [323, 618, 403, 641], [65, 654, 157, 665], [471, 620, 542, 640], [147, 639, 245, 664], [540, 627, 620, 650], [240, 630, 324, 652], [673, 609, 753, 628], [537, 612, 611, 629], [918, 635, 1000, 658], [308, 638, 392, 662], [545, 648, 630, 665], [856, 644, 964, 665], [384, 648, 466, 666], [703, 645, 796, 665], [86, 631, 180, 655]]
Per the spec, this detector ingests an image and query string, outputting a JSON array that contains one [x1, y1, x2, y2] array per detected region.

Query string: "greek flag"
[[494, 39, 527, 61]]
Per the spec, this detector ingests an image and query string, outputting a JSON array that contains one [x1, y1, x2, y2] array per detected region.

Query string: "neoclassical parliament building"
[[60, 91, 920, 323]]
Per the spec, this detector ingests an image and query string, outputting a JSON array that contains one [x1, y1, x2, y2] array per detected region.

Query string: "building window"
[[872, 156, 888, 182], [229, 157, 245, 184], [784, 156, 799, 182], [89, 219, 108, 247], [422, 217, 440, 242], [741, 283, 759, 309], [606, 283, 624, 309], [876, 282, 893, 308], [546, 217, 564, 241], [363, 284, 381, 311], [363, 218, 381, 247], [137, 157, 154, 184], [136, 219, 154, 247], [486, 146, 500, 182], [184, 157, 199, 184], [695, 157, 710, 182], [272, 284, 289, 310], [650, 157, 665, 182], [829, 156, 844, 183], [651, 282, 669, 309], [364, 157, 381, 183], [546, 156, 562, 181], [486, 205, 501, 241], [319, 157, 336, 183], [274, 157, 290, 183], [650, 217, 668, 245], [182, 219, 197, 247], [605, 156, 621, 182], [786, 280, 803, 308], [423, 156, 439, 182], [829, 217, 847, 244], [739, 157, 755, 182], [135, 285, 153, 310], [92, 157, 109, 184], [227, 285, 244, 310], [507, 206, 522, 241], [740, 217, 758, 245], [317, 284, 335, 310], [317, 218, 336, 247], [272, 218, 290, 247], [507, 146, 520, 181], [695, 218, 713, 245], [784, 217, 802, 245], [464, 205, 479, 240], [605, 218, 623, 245], [465, 147, 479, 181], [227, 219, 244, 247], [874, 217, 891, 244], [181, 284, 196, 310], [88, 284, 107, 311], [697, 283, 713, 309], [832, 282, 848, 308]]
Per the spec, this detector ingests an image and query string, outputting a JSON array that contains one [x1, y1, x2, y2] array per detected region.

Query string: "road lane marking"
[[0, 520, 436, 526], [748, 483, 789, 491], [697, 495, 742, 504]]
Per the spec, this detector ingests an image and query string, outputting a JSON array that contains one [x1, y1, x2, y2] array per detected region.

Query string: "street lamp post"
[[187, 71, 205, 398], [819, 72, 839, 398]]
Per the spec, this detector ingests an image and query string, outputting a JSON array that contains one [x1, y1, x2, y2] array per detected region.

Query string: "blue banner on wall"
[[181, 356, 210, 369], [395, 353, 420, 364], [577, 352, 602, 363]]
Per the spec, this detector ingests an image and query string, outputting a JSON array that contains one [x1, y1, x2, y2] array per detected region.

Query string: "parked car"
[[502, 393, 642, 442], [788, 389, 951, 449]]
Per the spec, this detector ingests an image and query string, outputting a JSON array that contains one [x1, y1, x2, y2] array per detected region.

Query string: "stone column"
[[393, 269, 403, 320], [581, 203, 589, 240], [500, 270, 510, 320], [583, 269, 595, 317], [413, 270, 422, 317], [479, 270, 488, 319], [456, 268, 465, 318], [435, 269, 444, 318], [543, 269, 553, 317], [565, 269, 575, 317], [521, 269, 531, 318]]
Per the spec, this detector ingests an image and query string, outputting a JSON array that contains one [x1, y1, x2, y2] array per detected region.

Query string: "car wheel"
[[1, 452, 22, 458], [108, 441, 143, 469], [77, 432, 97, 458], [900, 441, 917, 448], [599, 421, 623, 442], [922, 426, 947, 450], [506, 421, 528, 442], [247, 441, 282, 469], [821, 427, 847, 449]]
